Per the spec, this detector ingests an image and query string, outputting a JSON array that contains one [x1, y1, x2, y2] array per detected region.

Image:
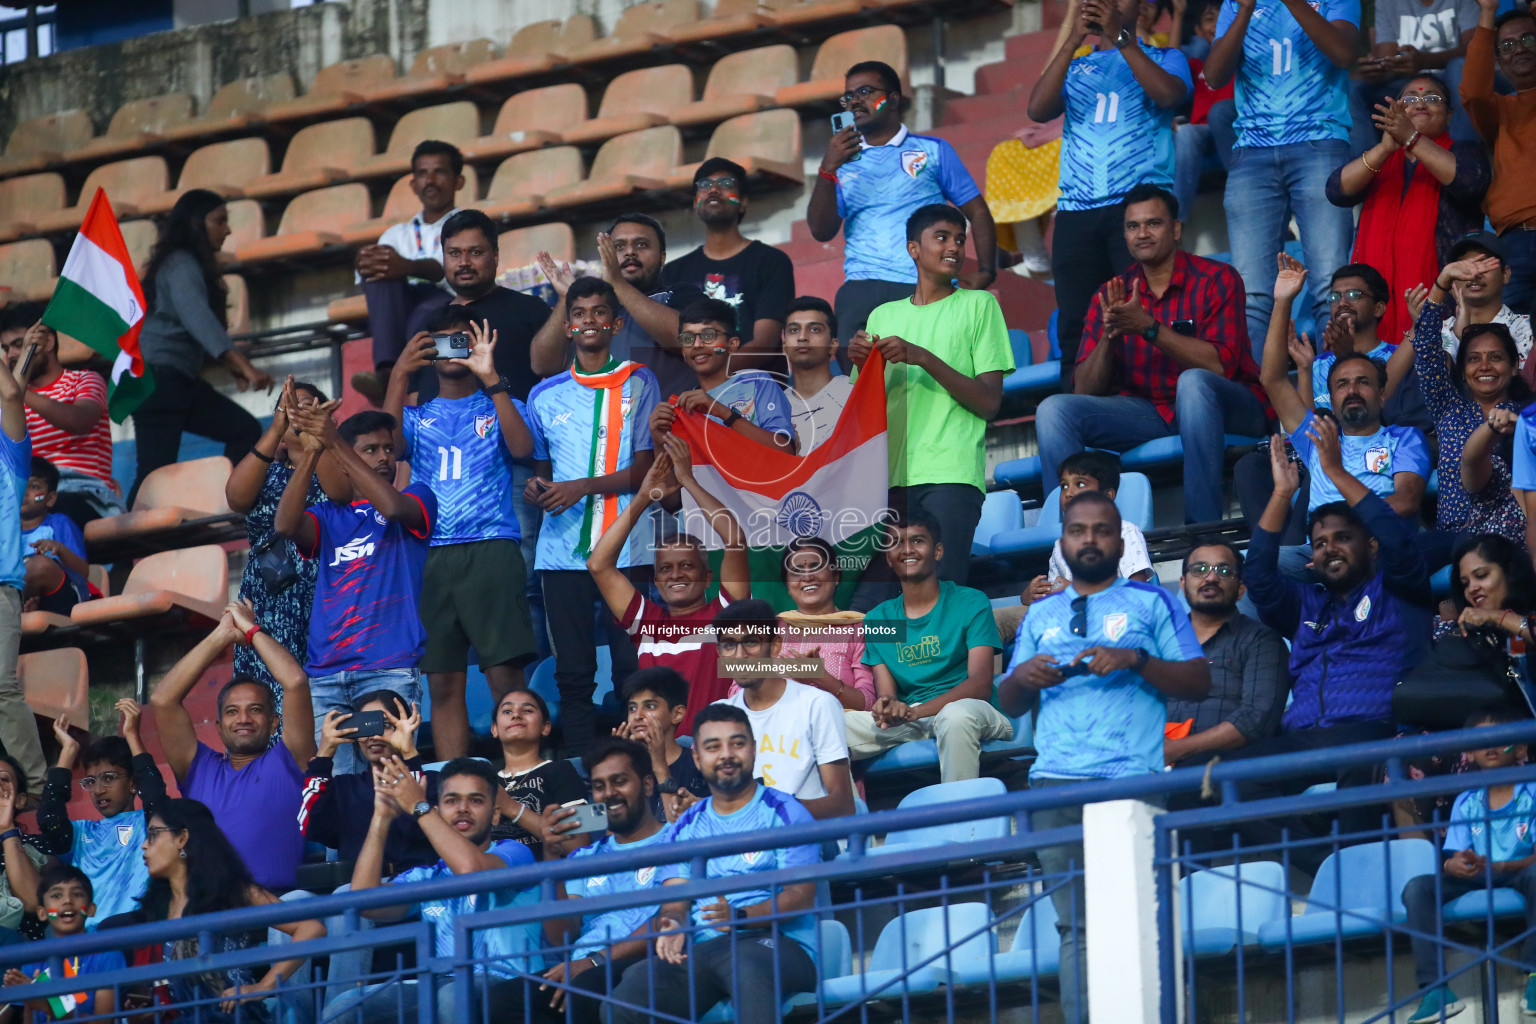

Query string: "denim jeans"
[[1403, 865, 1536, 988], [1224, 140, 1355, 357], [308, 668, 423, 776], [1172, 99, 1238, 221], [322, 973, 549, 1024]]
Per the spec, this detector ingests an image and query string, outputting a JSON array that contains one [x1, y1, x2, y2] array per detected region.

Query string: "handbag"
[[1391, 629, 1524, 730], [251, 535, 301, 597]]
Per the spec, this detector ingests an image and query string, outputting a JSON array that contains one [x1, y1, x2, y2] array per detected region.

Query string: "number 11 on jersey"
[[438, 445, 462, 481]]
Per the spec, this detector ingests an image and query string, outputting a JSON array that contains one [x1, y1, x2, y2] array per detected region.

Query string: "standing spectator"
[[1296, 263, 1399, 411], [848, 204, 1013, 599], [782, 297, 853, 454], [778, 537, 877, 712], [149, 603, 316, 892], [1035, 184, 1270, 524], [1028, 0, 1193, 387], [486, 688, 587, 859], [1351, 1, 1477, 157], [130, 189, 271, 505], [1461, 0, 1536, 316], [607, 705, 821, 1024], [19, 457, 91, 616], [350, 140, 462, 405], [617, 668, 709, 823], [1204, 0, 1361, 349], [807, 60, 997, 365], [715, 601, 855, 819], [0, 315, 119, 524], [1164, 541, 1290, 767], [387, 312, 536, 761], [660, 159, 796, 369], [1329, 76, 1491, 343], [0, 346, 43, 793], [1173, 0, 1240, 220], [525, 278, 657, 754], [1, 866, 123, 1021]]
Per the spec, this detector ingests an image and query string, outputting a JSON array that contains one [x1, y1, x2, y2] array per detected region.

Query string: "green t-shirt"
[[861, 580, 1003, 705], [861, 287, 1015, 489]]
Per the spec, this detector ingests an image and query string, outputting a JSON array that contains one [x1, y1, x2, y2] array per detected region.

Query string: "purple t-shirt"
[[185, 741, 304, 891], [300, 484, 436, 675]]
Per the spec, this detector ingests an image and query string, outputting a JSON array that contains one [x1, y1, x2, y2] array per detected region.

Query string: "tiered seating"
[[1255, 840, 1435, 947], [776, 25, 909, 107], [862, 778, 1010, 858], [337, 167, 482, 248], [0, 173, 66, 242], [360, 39, 497, 104], [560, 0, 696, 65], [160, 72, 296, 142], [69, 93, 191, 162], [244, 118, 376, 199], [355, 101, 481, 180], [0, 239, 57, 302], [822, 904, 995, 1003], [671, 45, 796, 128], [0, 110, 92, 176], [234, 183, 371, 265], [565, 65, 693, 145], [480, 148, 584, 220], [1180, 863, 1289, 957], [669, 109, 804, 187], [987, 473, 1154, 562], [264, 55, 398, 123], [84, 456, 239, 561], [460, 86, 580, 163], [18, 647, 88, 725], [543, 126, 681, 208], [66, 544, 228, 634], [463, 17, 596, 87], [138, 137, 272, 216], [33, 156, 168, 232]]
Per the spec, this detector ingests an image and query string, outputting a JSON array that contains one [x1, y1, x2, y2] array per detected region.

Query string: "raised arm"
[[588, 451, 673, 620], [1260, 254, 1313, 432], [1279, 0, 1360, 67], [663, 433, 750, 601], [530, 254, 577, 377], [598, 235, 684, 355], [1460, 0, 1500, 141], [121, 697, 170, 814], [1204, 0, 1253, 87], [454, 319, 533, 458], [385, 333, 435, 459], [1110, 0, 1192, 107], [228, 378, 293, 513], [1029, 0, 1089, 121], [0, 785, 37, 915], [227, 600, 315, 764], [32, 717, 78, 857], [1247, 437, 1307, 636], [383, 755, 509, 873], [290, 401, 426, 532], [150, 616, 241, 781], [0, 348, 25, 443]]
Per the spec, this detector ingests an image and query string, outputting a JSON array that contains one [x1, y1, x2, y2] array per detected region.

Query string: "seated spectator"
[[1438, 532, 1536, 644], [589, 437, 749, 735], [849, 204, 1013, 601], [715, 601, 855, 819], [350, 140, 461, 405], [1164, 542, 1289, 767], [778, 537, 876, 711], [333, 757, 544, 1024], [149, 603, 316, 893], [607, 705, 819, 1024], [846, 510, 1012, 783], [647, 298, 796, 453], [1401, 708, 1536, 1022], [525, 277, 656, 755], [2, 866, 124, 1021], [1036, 185, 1270, 525], [19, 457, 91, 616], [1434, 233, 1531, 366], [782, 297, 852, 454], [1329, 76, 1490, 344], [488, 688, 587, 859], [616, 668, 708, 823], [1295, 263, 1401, 409], [276, 404, 432, 775], [0, 756, 50, 942], [1172, 0, 1238, 220], [0, 314, 119, 524], [540, 738, 681, 1024], [34, 699, 166, 927]]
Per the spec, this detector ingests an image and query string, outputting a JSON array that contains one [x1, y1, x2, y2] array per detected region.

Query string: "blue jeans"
[[308, 668, 423, 776], [1500, 226, 1536, 318], [267, 887, 372, 1024], [1172, 99, 1238, 221], [322, 974, 543, 1024], [1224, 140, 1355, 358], [1035, 369, 1270, 523]]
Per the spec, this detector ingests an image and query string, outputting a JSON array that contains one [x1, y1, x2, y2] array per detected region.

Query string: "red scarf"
[[1351, 135, 1453, 345]]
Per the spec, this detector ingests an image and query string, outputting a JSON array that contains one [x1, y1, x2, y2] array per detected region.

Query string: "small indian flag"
[[39, 188, 153, 423], [670, 349, 890, 610], [34, 957, 85, 1019]]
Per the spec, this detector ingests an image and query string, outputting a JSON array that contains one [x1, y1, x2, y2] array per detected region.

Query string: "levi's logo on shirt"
[[330, 537, 375, 567], [898, 634, 942, 664]]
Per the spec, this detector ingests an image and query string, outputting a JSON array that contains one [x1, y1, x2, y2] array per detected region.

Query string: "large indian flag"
[[40, 188, 152, 422], [670, 349, 889, 611]]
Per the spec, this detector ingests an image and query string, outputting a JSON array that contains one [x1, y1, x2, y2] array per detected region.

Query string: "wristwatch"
[[1114, 27, 1134, 48], [657, 778, 682, 795], [481, 375, 512, 397], [1144, 321, 1162, 343], [411, 800, 432, 819], [1134, 648, 1151, 671], [722, 407, 742, 428]]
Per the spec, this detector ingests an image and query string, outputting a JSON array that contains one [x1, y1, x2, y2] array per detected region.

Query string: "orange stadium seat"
[[235, 183, 370, 263], [668, 109, 804, 187], [769, 0, 872, 27], [480, 147, 584, 220], [33, 156, 169, 233], [356, 101, 481, 180], [363, 39, 497, 103], [463, 16, 595, 86], [562, 65, 691, 145], [121, 220, 158, 274], [665, 0, 770, 44], [69, 94, 193, 163], [776, 25, 909, 107], [264, 54, 398, 123], [222, 199, 265, 255], [337, 166, 481, 247], [544, 126, 680, 208], [0, 111, 94, 177], [69, 544, 228, 630], [244, 118, 376, 199], [0, 239, 58, 303], [670, 45, 796, 128], [461, 85, 584, 164], [138, 137, 272, 216], [224, 274, 249, 333], [0, 173, 65, 242], [163, 73, 297, 142], [560, 0, 695, 64], [18, 648, 87, 723], [85, 455, 233, 550], [498, 222, 575, 273]]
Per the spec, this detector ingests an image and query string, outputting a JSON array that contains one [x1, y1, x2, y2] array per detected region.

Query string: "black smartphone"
[[431, 331, 472, 360], [352, 710, 387, 738], [1058, 660, 1092, 679], [1172, 319, 1197, 336]]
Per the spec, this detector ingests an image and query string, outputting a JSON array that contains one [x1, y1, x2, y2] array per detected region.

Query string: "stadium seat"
[[1442, 884, 1528, 924], [544, 126, 680, 208], [461, 85, 583, 164], [138, 137, 272, 216], [33, 156, 169, 233], [222, 199, 265, 255], [499, 222, 575, 273], [362, 39, 497, 103], [701, 920, 853, 1020], [562, 65, 692, 145], [69, 544, 228, 630], [866, 778, 1010, 857], [162, 73, 297, 141], [665, 0, 772, 44], [971, 489, 1024, 556], [670, 46, 796, 129], [821, 904, 994, 1004], [559, 0, 695, 64], [0, 110, 94, 176], [1179, 862, 1289, 957], [1255, 839, 1437, 948], [0, 173, 65, 242], [668, 110, 804, 189], [0, 239, 58, 302], [121, 221, 158, 274], [355, 101, 481, 180], [464, 16, 596, 86], [770, 0, 874, 28], [224, 275, 249, 334], [244, 118, 376, 199], [776, 26, 909, 108], [264, 54, 398, 123], [525, 645, 613, 727], [337, 166, 481, 248], [988, 473, 1153, 561], [85, 455, 234, 552], [1001, 318, 1062, 402], [480, 148, 584, 221], [69, 94, 192, 163], [234, 183, 370, 263], [864, 675, 1034, 776], [1118, 433, 1266, 475], [18, 647, 88, 724], [977, 895, 1063, 983]]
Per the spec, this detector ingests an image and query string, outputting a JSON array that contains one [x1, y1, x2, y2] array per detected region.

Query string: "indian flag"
[[39, 188, 152, 423], [34, 957, 85, 1019], [670, 349, 889, 611]]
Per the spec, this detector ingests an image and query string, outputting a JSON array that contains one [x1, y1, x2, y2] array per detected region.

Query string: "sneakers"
[[350, 371, 385, 407], [1409, 987, 1464, 1022], [1525, 972, 1536, 1016]]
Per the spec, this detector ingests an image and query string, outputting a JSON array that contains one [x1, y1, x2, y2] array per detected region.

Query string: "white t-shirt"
[[721, 681, 849, 801], [1440, 304, 1533, 360], [358, 208, 460, 292], [788, 375, 853, 454], [1047, 521, 1153, 584]]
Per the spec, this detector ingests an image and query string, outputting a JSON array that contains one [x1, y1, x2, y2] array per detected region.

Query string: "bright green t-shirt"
[[861, 287, 1015, 489], [861, 580, 1003, 705]]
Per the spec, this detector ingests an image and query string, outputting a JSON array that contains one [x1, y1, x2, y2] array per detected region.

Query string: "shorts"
[[36, 570, 89, 616], [420, 539, 536, 673]]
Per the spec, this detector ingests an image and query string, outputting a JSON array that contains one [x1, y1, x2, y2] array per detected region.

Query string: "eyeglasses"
[[145, 826, 180, 842], [1328, 289, 1370, 303], [717, 637, 768, 654], [1400, 94, 1447, 105], [838, 85, 887, 109], [1185, 562, 1240, 579], [78, 772, 125, 790], [694, 176, 739, 192], [1497, 32, 1536, 54], [1070, 595, 1088, 638], [678, 329, 729, 348]]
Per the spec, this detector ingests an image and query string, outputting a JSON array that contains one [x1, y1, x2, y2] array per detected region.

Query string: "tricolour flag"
[[670, 349, 889, 610], [34, 957, 85, 1019], [39, 188, 152, 423]]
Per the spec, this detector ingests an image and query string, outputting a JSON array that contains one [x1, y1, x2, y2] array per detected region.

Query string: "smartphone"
[[1171, 319, 1197, 337], [352, 710, 387, 739], [15, 343, 36, 382], [563, 800, 609, 835], [830, 110, 856, 134], [1058, 660, 1092, 679], [431, 331, 472, 361]]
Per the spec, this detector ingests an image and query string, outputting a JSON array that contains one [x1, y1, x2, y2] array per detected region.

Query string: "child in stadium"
[[18, 457, 91, 615], [2, 865, 125, 1022], [615, 667, 708, 822]]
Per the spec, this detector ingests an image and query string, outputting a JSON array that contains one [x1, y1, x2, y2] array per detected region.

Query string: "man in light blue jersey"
[[608, 704, 820, 1024], [386, 307, 537, 761], [525, 277, 659, 756], [0, 342, 42, 793], [539, 738, 681, 1024], [1027, 0, 1193, 388], [1001, 491, 1209, 1024], [1205, 0, 1361, 351], [806, 59, 998, 369]]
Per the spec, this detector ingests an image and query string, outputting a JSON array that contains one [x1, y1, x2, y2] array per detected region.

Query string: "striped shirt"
[[620, 592, 732, 737], [26, 370, 112, 483]]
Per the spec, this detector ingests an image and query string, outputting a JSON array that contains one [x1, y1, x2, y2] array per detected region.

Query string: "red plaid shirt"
[[1076, 250, 1271, 424]]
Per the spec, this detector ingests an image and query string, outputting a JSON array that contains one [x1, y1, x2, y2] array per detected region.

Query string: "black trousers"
[[832, 278, 914, 372], [1050, 204, 1132, 391], [565, 955, 646, 1024], [541, 568, 645, 757], [608, 935, 818, 1024], [365, 278, 450, 369], [128, 365, 262, 507]]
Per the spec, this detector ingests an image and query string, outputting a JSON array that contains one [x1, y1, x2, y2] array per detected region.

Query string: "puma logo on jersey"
[[329, 537, 376, 566]]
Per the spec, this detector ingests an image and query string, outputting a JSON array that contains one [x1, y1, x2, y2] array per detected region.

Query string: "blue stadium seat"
[[1443, 885, 1528, 923], [952, 893, 1062, 987], [973, 490, 1025, 556], [1119, 434, 1267, 476], [1009, 328, 1034, 367], [863, 676, 1034, 776], [821, 904, 995, 1004], [1179, 862, 1288, 957], [854, 778, 1009, 859], [988, 473, 1153, 561], [1001, 313, 1063, 402], [1256, 839, 1437, 948], [1431, 565, 1452, 599]]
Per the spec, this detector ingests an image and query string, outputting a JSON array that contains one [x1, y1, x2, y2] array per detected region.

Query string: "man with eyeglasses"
[[1462, 0, 1536, 316], [806, 59, 998, 368], [781, 297, 851, 453], [1163, 542, 1289, 768], [1301, 263, 1398, 411], [660, 158, 795, 376]]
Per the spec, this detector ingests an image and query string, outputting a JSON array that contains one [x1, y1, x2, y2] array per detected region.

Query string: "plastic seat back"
[[1011, 891, 1062, 953], [374, 167, 480, 224], [817, 919, 852, 979], [81, 156, 169, 208], [121, 545, 229, 605], [491, 85, 588, 138], [103, 94, 193, 139], [224, 275, 248, 334], [177, 138, 271, 191], [1302, 839, 1437, 916], [408, 39, 496, 76], [588, 126, 681, 187], [0, 239, 56, 292], [18, 647, 88, 722], [276, 184, 371, 236], [1115, 472, 1153, 531], [0, 174, 65, 222], [506, 18, 566, 56], [809, 26, 909, 88], [278, 118, 375, 174], [884, 778, 1009, 848], [610, 0, 695, 40], [485, 148, 583, 203], [704, 45, 797, 98], [7, 111, 92, 158], [223, 199, 264, 251], [869, 904, 995, 974], [121, 221, 158, 274], [973, 491, 1024, 553], [498, 223, 574, 272], [702, 109, 802, 166], [594, 65, 693, 120], [132, 456, 233, 515], [309, 55, 398, 98], [204, 73, 296, 119], [1181, 862, 1288, 941], [381, 102, 480, 158]]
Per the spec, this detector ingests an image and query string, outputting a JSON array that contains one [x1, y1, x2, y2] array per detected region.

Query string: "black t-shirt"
[[413, 286, 551, 402], [607, 284, 707, 401], [489, 758, 588, 855], [661, 241, 795, 378], [650, 747, 710, 821]]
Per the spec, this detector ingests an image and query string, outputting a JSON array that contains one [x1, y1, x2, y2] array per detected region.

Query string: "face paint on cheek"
[[872, 96, 888, 114], [713, 347, 727, 354], [724, 192, 741, 206]]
